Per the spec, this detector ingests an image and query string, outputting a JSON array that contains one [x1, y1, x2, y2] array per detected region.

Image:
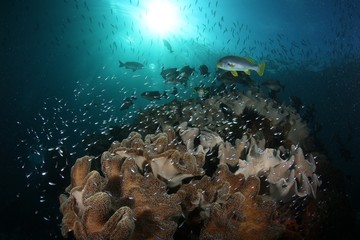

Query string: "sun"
[[143, 0, 180, 36]]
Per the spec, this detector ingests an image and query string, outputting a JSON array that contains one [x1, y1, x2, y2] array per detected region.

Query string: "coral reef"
[[60, 120, 321, 239], [132, 91, 312, 151], [218, 135, 321, 202], [59, 90, 358, 239]]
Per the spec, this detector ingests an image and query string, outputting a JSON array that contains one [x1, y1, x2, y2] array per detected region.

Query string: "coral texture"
[[218, 135, 321, 202], [133, 91, 310, 150], [60, 121, 321, 239]]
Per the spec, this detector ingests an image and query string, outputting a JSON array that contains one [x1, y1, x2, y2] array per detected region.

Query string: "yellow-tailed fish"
[[216, 56, 266, 77]]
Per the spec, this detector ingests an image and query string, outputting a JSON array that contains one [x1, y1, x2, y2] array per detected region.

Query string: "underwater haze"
[[1, 0, 359, 239]]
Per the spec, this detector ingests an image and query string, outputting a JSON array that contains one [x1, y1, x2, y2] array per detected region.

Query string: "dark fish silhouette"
[[176, 65, 194, 83], [199, 64, 210, 76], [160, 65, 194, 86], [160, 67, 179, 82], [119, 60, 144, 71], [120, 98, 134, 110], [163, 39, 174, 53], [120, 95, 136, 110]]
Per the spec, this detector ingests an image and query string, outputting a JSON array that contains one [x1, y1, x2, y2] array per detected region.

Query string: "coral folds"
[[60, 119, 325, 239]]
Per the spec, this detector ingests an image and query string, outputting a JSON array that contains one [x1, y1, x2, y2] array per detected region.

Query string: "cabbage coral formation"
[[59, 121, 321, 239], [133, 91, 311, 151]]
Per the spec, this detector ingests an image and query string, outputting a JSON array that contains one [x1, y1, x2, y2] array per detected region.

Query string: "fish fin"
[[257, 62, 266, 76], [119, 61, 124, 67], [243, 57, 256, 64], [231, 71, 238, 77], [244, 70, 251, 75]]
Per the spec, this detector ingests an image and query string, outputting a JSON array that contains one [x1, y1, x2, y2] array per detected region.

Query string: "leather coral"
[[59, 146, 185, 239], [218, 134, 321, 202], [59, 123, 319, 239]]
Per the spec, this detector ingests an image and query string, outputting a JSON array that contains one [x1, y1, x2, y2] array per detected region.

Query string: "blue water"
[[1, 0, 359, 238]]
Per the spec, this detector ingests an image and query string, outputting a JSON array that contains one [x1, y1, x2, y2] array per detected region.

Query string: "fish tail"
[[119, 60, 124, 67], [257, 62, 266, 76]]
